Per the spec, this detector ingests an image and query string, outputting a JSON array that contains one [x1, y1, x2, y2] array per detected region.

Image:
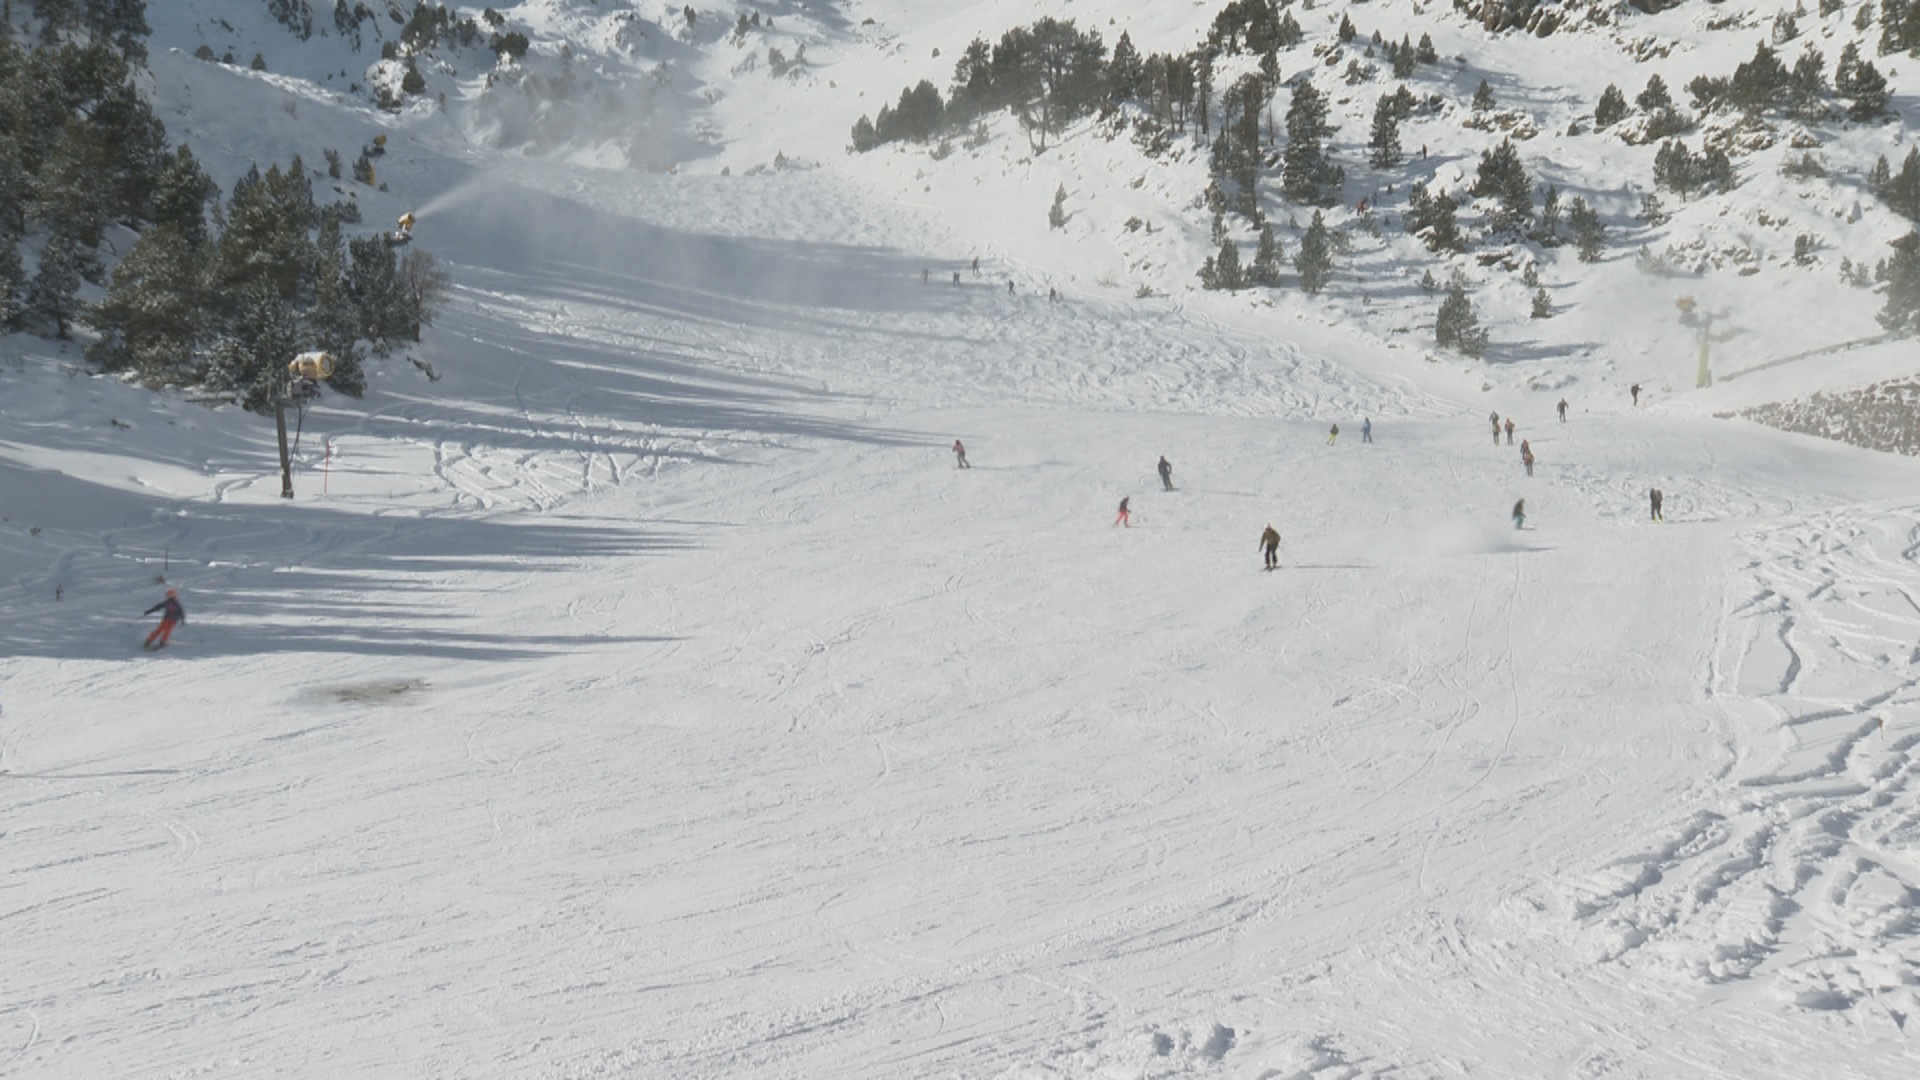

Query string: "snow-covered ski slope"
[[6, 1, 1920, 1076]]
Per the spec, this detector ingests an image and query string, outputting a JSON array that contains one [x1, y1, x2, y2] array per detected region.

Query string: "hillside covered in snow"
[[4, 1, 1920, 1077]]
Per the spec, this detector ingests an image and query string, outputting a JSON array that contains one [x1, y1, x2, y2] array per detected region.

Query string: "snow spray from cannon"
[[408, 170, 495, 223]]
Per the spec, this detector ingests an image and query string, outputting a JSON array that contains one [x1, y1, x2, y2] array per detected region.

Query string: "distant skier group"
[[943, 380, 1664, 573]]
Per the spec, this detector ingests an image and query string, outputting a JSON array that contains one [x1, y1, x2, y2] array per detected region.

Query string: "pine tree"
[[1295, 210, 1333, 293], [1728, 41, 1789, 114], [25, 231, 85, 336], [217, 160, 318, 304], [0, 239, 23, 329], [1250, 222, 1283, 286], [1786, 47, 1828, 118], [206, 281, 302, 412], [1471, 79, 1496, 113], [1338, 14, 1357, 42], [1435, 275, 1488, 357], [1636, 73, 1673, 112], [1870, 154, 1893, 198], [1835, 41, 1890, 120], [346, 235, 410, 353], [397, 247, 448, 342], [1537, 185, 1562, 245], [149, 144, 219, 248], [34, 120, 115, 249], [1368, 94, 1403, 168], [1416, 33, 1438, 64], [1594, 84, 1628, 128], [1049, 184, 1068, 229], [1879, 229, 1920, 336], [1211, 237, 1243, 289], [1107, 30, 1146, 102], [1472, 138, 1532, 232], [1390, 37, 1415, 78], [1887, 147, 1920, 220], [1531, 287, 1553, 319], [1406, 187, 1464, 253], [85, 223, 207, 380], [1654, 139, 1700, 199], [1568, 196, 1606, 263], [308, 211, 366, 395], [1281, 80, 1338, 206]]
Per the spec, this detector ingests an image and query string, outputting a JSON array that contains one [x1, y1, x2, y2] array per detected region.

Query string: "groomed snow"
[[5, 2, 1920, 1077]]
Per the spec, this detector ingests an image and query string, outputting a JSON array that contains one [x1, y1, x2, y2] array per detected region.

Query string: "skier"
[[143, 588, 184, 651], [952, 271, 961, 285], [1327, 423, 1339, 445], [1512, 499, 1526, 530], [1631, 382, 1642, 406], [1504, 417, 1516, 445], [952, 439, 970, 469], [1490, 412, 1502, 446], [1114, 496, 1132, 528], [1260, 524, 1281, 570], [1557, 398, 1569, 423], [1157, 456, 1173, 491], [1362, 417, 1372, 443], [1007, 280, 1015, 295], [1650, 487, 1664, 522], [1520, 440, 1534, 477], [922, 267, 929, 284], [972, 256, 980, 274]]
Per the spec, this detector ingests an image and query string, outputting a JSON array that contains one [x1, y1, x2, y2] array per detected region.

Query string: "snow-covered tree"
[[85, 222, 207, 380]]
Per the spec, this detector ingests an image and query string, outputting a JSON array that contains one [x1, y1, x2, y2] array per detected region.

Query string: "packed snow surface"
[[6, 1, 1920, 1077]]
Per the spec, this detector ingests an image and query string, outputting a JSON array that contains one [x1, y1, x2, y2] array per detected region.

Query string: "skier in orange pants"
[[143, 589, 184, 651]]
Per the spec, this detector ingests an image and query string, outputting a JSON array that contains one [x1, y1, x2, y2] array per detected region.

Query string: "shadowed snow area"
[[6, 3, 1920, 1078]]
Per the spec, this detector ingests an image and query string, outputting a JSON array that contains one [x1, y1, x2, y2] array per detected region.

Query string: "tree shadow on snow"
[[0, 474, 698, 662]]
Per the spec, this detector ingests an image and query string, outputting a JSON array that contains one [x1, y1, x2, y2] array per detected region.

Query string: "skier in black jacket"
[[143, 589, 185, 651]]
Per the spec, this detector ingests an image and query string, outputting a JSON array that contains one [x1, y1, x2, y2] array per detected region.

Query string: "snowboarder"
[[1327, 423, 1340, 445], [143, 588, 184, 651], [1557, 398, 1569, 423], [1157, 456, 1173, 491], [1520, 440, 1534, 477], [1504, 417, 1516, 445], [1512, 499, 1526, 530], [1115, 497, 1132, 528], [1490, 412, 1502, 446], [1650, 487, 1664, 522], [1631, 383, 1642, 406], [952, 439, 970, 469], [1260, 524, 1281, 570], [1362, 417, 1373, 443]]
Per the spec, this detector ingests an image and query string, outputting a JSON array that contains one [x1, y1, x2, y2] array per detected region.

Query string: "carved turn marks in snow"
[[1553, 511, 1920, 1025]]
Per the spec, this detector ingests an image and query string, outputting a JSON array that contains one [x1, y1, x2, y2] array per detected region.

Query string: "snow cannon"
[[288, 351, 333, 399], [388, 210, 416, 247], [290, 352, 334, 380]]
